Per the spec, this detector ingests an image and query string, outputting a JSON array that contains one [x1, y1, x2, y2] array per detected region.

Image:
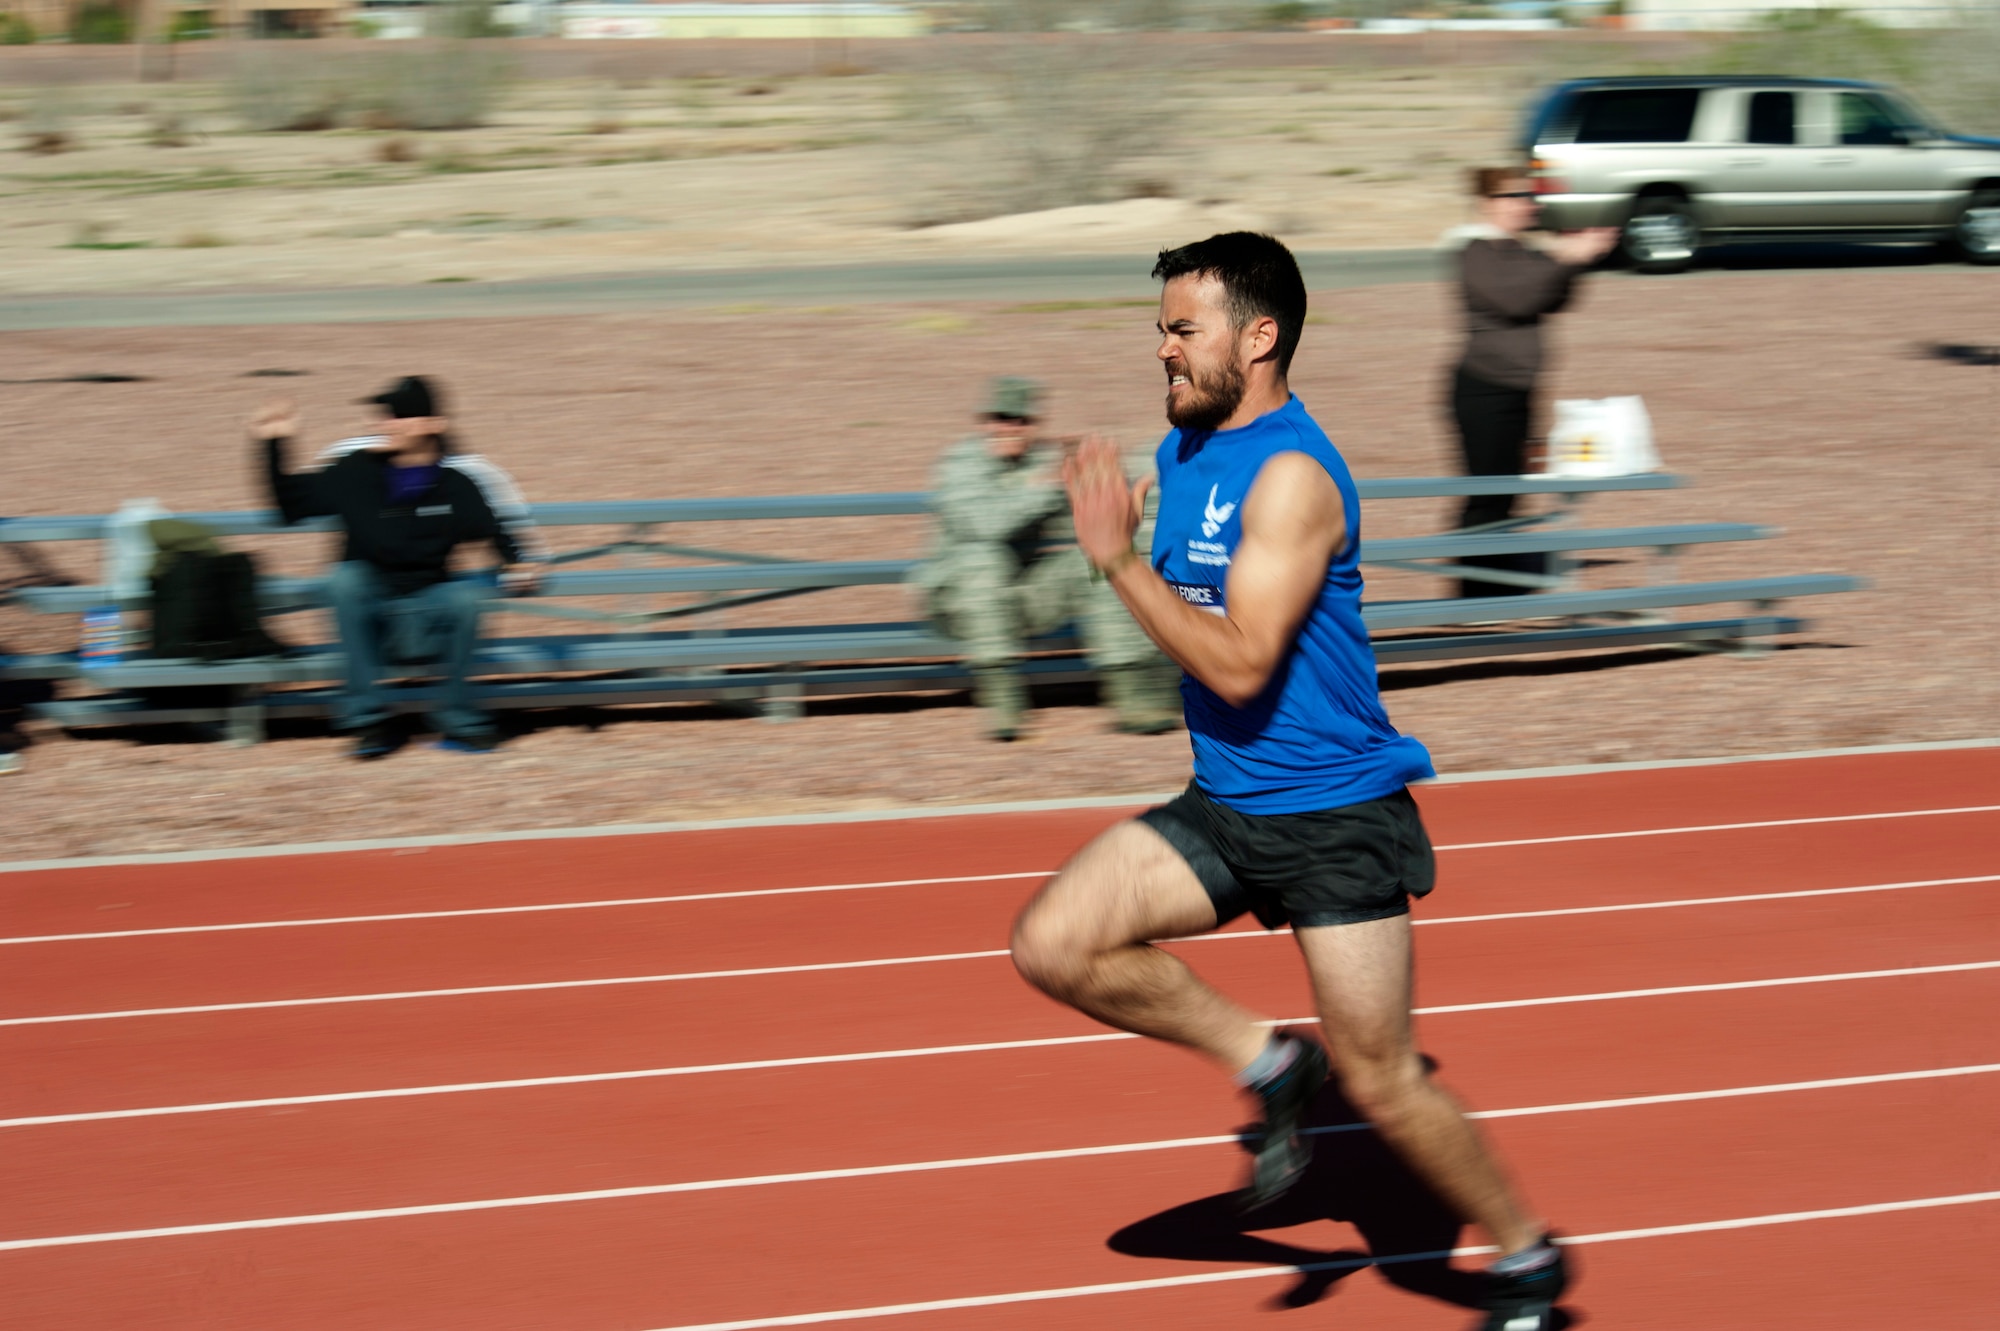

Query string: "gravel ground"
[[2, 261, 1997, 859]]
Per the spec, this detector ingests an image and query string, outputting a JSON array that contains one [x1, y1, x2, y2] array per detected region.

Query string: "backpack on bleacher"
[[146, 520, 285, 662]]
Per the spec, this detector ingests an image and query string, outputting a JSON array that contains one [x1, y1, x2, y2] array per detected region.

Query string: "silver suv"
[[1523, 76, 2000, 272]]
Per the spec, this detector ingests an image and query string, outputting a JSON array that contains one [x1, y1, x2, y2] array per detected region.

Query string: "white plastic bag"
[[103, 498, 171, 605], [1545, 397, 1660, 478]]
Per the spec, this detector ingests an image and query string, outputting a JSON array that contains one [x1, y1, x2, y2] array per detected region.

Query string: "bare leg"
[[1011, 819, 1271, 1073], [1295, 916, 1541, 1256]]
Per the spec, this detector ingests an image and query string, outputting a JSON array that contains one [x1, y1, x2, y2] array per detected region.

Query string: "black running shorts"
[[1137, 782, 1437, 930]]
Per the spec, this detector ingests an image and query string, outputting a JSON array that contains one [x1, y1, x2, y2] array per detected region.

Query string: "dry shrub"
[[899, 28, 1171, 221], [148, 112, 192, 148], [424, 144, 478, 173], [228, 39, 511, 133], [176, 230, 228, 248], [228, 45, 348, 131], [1705, 7, 2000, 136], [375, 135, 420, 163], [1915, 10, 2000, 135], [588, 79, 623, 135], [355, 43, 513, 130], [20, 84, 79, 154], [1705, 9, 1922, 84]]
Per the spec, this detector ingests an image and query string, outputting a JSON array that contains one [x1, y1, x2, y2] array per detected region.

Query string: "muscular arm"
[[1100, 452, 1345, 708]]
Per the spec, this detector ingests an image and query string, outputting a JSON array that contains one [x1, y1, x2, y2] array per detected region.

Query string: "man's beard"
[[1165, 357, 1246, 433]]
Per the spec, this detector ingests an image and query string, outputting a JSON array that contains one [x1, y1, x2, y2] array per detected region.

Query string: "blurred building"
[[0, 0, 927, 38], [204, 0, 350, 35], [558, 1, 924, 39], [2, 0, 58, 36], [0, 0, 349, 37], [1627, 0, 1967, 28]]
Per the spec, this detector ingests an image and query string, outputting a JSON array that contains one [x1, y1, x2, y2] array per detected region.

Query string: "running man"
[[1009, 232, 1570, 1331]]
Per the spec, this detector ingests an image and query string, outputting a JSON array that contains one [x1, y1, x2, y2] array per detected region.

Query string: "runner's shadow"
[[1107, 1075, 1487, 1314]]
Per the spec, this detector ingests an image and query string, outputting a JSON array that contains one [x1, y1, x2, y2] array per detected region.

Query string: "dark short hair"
[[1151, 232, 1307, 376], [1470, 165, 1528, 198]]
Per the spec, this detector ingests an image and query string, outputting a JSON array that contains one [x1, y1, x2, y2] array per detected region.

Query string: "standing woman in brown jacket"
[[1445, 167, 1617, 597]]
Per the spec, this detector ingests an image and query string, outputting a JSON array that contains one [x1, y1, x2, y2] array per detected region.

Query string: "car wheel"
[[1954, 189, 2000, 265], [1621, 196, 1699, 274]]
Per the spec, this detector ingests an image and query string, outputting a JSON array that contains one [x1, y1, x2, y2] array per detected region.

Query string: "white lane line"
[[0, 872, 1053, 947], [0, 950, 1019, 1028], [0, 1033, 1139, 1129], [654, 1247, 1480, 1331], [1407, 873, 2000, 927], [7, 873, 1993, 1027], [10, 805, 1996, 948], [5, 1065, 1993, 1250], [1410, 961, 2000, 1017], [1434, 803, 2000, 852], [644, 1192, 2000, 1331], [0, 1135, 1235, 1250], [7, 966, 1995, 1129], [1465, 1062, 2000, 1122]]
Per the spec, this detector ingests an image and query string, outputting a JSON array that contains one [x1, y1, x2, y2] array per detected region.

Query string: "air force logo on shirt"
[[1200, 485, 1237, 538], [1188, 484, 1236, 567]]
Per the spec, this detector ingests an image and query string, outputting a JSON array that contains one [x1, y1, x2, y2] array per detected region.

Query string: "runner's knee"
[[1009, 892, 1093, 998], [1333, 1049, 1429, 1123], [1010, 820, 1211, 1000]]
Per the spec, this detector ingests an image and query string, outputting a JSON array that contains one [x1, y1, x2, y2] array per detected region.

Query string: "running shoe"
[[434, 731, 500, 754], [351, 722, 405, 761], [1238, 1033, 1329, 1211], [1477, 1239, 1570, 1331]]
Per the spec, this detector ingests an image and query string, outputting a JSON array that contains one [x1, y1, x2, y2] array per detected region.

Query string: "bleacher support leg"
[[1730, 600, 1781, 659], [760, 682, 805, 722], [225, 686, 267, 746]]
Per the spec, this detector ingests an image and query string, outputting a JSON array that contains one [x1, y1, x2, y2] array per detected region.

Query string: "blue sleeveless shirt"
[[1152, 395, 1434, 814]]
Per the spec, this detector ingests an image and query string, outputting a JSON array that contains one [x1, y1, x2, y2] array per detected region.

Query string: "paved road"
[[0, 242, 1973, 332], [0, 251, 1444, 332]]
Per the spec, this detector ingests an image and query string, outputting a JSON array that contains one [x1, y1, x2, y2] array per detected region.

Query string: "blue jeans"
[[326, 562, 492, 738]]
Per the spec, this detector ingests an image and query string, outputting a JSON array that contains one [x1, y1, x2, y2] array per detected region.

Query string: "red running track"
[[1, 745, 1996, 1330]]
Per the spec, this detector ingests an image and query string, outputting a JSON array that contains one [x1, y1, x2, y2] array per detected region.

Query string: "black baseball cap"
[[361, 375, 441, 419]]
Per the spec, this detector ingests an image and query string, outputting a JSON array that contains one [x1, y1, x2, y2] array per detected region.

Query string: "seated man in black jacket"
[[255, 377, 539, 759]]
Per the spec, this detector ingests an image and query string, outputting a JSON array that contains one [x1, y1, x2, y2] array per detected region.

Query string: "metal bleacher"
[[0, 473, 1864, 740]]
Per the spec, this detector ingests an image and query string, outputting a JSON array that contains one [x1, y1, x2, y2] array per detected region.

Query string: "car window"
[[1878, 92, 1937, 137], [1838, 93, 1909, 146], [1572, 89, 1701, 144], [1746, 91, 1796, 145]]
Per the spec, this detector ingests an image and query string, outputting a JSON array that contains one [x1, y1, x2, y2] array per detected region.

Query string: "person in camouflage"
[[920, 377, 1180, 741]]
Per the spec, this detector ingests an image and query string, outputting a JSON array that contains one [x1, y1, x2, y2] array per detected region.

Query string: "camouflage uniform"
[[918, 379, 1180, 740]]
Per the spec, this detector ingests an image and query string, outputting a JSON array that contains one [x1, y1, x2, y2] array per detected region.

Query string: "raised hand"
[[251, 397, 300, 442], [1553, 227, 1620, 265], [1063, 434, 1151, 571]]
